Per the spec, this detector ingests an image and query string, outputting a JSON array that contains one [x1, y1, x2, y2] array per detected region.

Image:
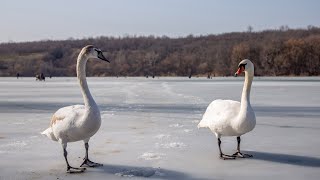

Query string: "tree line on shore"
[[0, 26, 320, 77]]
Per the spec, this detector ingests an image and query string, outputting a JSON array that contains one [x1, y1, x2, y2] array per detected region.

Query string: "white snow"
[[0, 77, 319, 180], [140, 152, 165, 160], [183, 129, 192, 133], [169, 123, 184, 128], [155, 142, 186, 149], [154, 134, 171, 139]]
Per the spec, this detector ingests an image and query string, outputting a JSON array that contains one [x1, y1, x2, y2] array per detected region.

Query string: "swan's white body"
[[41, 45, 109, 172], [198, 59, 256, 138], [198, 99, 255, 137], [42, 104, 101, 143], [42, 47, 101, 144]]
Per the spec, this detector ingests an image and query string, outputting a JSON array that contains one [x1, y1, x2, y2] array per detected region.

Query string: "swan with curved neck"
[[198, 59, 256, 159], [42, 45, 110, 173]]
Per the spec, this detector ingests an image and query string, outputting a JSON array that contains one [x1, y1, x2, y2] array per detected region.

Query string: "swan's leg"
[[217, 138, 235, 160], [80, 141, 103, 167], [62, 143, 86, 173], [232, 136, 253, 158]]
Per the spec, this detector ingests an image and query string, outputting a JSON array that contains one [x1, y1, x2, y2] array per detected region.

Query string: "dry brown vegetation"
[[1, 27, 320, 77]]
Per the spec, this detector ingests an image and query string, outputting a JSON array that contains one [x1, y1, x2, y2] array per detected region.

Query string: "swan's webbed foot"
[[66, 166, 86, 173], [63, 144, 86, 173], [220, 153, 236, 160], [80, 158, 103, 167], [217, 138, 236, 160], [232, 151, 253, 158]]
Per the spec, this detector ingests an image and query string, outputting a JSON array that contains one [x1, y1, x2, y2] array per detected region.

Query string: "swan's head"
[[234, 59, 254, 77], [82, 45, 110, 63]]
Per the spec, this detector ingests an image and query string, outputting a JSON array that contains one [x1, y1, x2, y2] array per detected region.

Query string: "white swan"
[[198, 59, 256, 159], [41, 45, 110, 173]]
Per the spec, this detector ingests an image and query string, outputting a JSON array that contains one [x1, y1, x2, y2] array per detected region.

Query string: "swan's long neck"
[[77, 53, 96, 107], [240, 71, 254, 111]]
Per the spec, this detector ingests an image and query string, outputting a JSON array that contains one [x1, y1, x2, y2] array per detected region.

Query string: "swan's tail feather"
[[41, 128, 58, 141], [197, 119, 208, 128]]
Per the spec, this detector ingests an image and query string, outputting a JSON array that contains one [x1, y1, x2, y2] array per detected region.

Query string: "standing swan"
[[198, 59, 256, 160], [42, 45, 110, 173]]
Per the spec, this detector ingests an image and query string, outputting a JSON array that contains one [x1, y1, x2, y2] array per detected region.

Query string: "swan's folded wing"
[[50, 105, 85, 127], [198, 99, 240, 128]]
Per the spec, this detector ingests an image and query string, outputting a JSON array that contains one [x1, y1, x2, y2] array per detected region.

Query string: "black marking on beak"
[[235, 63, 246, 77], [238, 63, 247, 68], [97, 51, 110, 63]]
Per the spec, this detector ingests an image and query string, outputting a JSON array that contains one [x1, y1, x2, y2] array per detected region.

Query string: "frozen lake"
[[0, 77, 320, 180]]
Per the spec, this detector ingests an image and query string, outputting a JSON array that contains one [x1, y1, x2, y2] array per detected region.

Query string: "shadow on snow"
[[91, 164, 210, 180], [247, 151, 320, 167]]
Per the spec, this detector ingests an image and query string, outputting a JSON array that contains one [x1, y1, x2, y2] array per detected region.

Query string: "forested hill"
[[1, 27, 320, 77]]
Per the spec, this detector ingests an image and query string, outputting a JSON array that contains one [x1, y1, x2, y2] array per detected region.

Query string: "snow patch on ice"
[[192, 120, 200, 124], [156, 142, 186, 149], [115, 168, 156, 178], [1, 140, 28, 149], [183, 129, 192, 133], [101, 113, 115, 119], [140, 152, 165, 160], [154, 134, 171, 139], [12, 122, 25, 125], [169, 123, 184, 128], [101, 111, 115, 116]]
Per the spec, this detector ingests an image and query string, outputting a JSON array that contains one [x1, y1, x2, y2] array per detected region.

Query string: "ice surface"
[[0, 77, 320, 180]]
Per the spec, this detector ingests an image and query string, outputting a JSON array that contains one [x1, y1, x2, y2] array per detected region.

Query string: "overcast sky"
[[0, 0, 319, 43]]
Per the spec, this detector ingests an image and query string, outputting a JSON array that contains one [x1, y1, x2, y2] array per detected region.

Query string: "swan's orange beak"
[[234, 66, 244, 77]]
